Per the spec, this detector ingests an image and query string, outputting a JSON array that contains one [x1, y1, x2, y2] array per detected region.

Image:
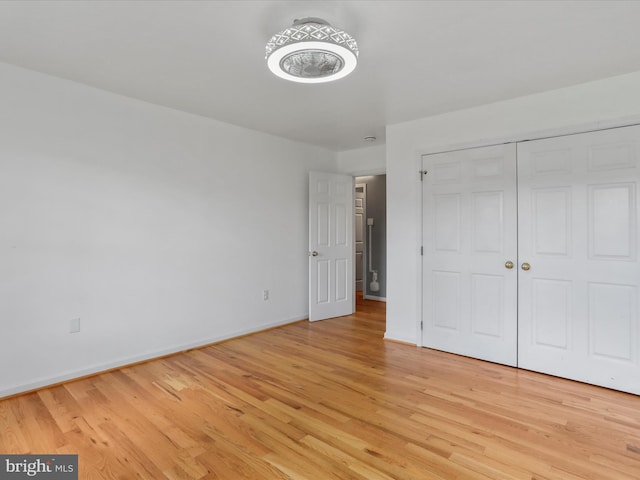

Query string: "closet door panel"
[[518, 125, 640, 394], [422, 144, 518, 366]]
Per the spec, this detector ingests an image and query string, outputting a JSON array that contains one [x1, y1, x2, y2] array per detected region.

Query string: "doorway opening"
[[354, 175, 386, 303]]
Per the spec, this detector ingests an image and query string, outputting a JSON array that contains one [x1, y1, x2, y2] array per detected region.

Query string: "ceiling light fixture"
[[265, 17, 359, 83]]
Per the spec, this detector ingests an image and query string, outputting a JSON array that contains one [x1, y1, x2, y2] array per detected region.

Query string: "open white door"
[[309, 171, 354, 321]]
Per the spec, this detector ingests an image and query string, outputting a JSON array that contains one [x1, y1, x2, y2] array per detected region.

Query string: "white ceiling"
[[1, 1, 640, 151]]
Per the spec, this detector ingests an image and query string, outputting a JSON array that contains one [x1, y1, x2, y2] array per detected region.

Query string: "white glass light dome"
[[265, 18, 359, 83]]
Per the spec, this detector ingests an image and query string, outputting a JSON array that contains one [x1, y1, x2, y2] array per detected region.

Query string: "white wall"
[[0, 62, 337, 397], [337, 144, 386, 175], [386, 71, 640, 344]]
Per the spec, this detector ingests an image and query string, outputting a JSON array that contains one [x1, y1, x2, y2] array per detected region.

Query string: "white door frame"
[[308, 169, 387, 321], [353, 171, 388, 304], [355, 183, 367, 293]]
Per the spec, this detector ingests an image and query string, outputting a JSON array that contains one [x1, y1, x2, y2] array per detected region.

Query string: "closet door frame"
[[417, 121, 640, 395]]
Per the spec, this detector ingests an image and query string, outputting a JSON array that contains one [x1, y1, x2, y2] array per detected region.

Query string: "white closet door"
[[422, 144, 518, 366], [518, 126, 640, 394]]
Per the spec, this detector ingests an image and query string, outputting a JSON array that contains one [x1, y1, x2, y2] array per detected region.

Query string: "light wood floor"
[[1, 296, 639, 479]]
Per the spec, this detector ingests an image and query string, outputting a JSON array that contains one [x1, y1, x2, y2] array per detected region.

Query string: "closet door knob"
[[505, 261, 514, 269], [521, 262, 531, 271], [311, 251, 319, 257]]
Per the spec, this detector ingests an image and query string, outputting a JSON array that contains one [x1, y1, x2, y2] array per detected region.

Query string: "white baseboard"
[[384, 331, 417, 345], [0, 315, 307, 399], [363, 294, 387, 302]]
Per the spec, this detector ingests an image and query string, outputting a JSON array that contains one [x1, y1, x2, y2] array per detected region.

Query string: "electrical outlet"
[[263, 290, 269, 301], [69, 318, 81, 334]]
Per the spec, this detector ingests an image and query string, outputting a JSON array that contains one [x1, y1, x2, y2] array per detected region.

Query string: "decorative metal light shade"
[[265, 18, 359, 83]]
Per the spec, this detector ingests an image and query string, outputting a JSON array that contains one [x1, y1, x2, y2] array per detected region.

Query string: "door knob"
[[311, 251, 319, 256], [505, 261, 514, 269], [521, 262, 531, 271]]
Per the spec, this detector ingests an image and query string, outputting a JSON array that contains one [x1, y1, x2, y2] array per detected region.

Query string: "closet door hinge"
[[420, 170, 428, 181], [420, 246, 424, 256], [420, 320, 423, 331]]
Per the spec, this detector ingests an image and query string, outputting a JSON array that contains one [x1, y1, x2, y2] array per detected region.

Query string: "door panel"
[[309, 172, 354, 321], [422, 144, 518, 366], [518, 125, 640, 394], [471, 273, 505, 338], [472, 191, 504, 253], [588, 183, 636, 259], [532, 187, 572, 255]]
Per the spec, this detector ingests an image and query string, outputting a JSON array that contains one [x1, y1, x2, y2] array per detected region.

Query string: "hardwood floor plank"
[[0, 400, 29, 453], [1, 296, 639, 479], [244, 413, 363, 480]]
